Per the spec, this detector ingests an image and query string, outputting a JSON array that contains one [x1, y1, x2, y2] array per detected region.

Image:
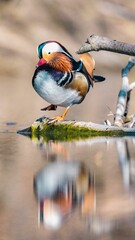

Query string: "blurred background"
[[1, 2, 135, 239], [1, 0, 135, 126]]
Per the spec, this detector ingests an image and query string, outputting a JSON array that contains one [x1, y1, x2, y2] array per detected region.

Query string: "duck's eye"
[[48, 52, 51, 54]]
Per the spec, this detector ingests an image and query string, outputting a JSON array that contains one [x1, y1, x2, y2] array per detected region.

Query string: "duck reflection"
[[34, 161, 95, 229]]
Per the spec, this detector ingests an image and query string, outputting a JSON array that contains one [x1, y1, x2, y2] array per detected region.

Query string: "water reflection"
[[1, 128, 135, 238], [31, 135, 135, 193], [31, 135, 135, 234], [34, 160, 95, 229]]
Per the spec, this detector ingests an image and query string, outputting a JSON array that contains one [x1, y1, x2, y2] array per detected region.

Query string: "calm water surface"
[[0, 123, 135, 240]]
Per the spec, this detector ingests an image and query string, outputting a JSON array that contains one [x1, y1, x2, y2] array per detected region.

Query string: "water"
[[0, 123, 135, 240]]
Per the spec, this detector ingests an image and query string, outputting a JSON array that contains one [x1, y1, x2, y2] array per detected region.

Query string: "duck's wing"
[[79, 53, 105, 86]]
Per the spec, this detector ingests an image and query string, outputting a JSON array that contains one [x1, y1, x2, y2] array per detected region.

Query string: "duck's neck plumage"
[[48, 52, 72, 72]]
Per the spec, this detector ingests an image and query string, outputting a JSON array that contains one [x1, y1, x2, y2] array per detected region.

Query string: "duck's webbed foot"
[[41, 104, 57, 111], [47, 106, 70, 124]]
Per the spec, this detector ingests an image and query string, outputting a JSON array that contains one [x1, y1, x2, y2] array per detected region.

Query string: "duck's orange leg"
[[48, 106, 70, 123]]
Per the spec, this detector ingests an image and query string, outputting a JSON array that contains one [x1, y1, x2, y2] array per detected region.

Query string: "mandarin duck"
[[32, 41, 105, 122]]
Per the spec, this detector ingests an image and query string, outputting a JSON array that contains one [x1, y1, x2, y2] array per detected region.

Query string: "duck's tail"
[[93, 75, 105, 82]]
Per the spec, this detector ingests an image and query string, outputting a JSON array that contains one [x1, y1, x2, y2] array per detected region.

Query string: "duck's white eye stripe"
[[42, 42, 62, 55]]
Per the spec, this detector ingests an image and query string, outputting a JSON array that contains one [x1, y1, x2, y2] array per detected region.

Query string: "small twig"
[[128, 82, 135, 91], [77, 35, 135, 56], [129, 115, 135, 128]]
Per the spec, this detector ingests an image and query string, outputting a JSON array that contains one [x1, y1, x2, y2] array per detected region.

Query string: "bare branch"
[[114, 59, 135, 127], [77, 35, 135, 56]]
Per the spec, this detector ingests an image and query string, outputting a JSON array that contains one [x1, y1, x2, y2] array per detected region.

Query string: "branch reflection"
[[116, 138, 135, 191]]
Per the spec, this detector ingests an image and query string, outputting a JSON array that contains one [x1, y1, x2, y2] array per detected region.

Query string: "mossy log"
[[18, 117, 135, 141]]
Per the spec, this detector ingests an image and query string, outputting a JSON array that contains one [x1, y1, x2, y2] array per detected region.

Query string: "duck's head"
[[37, 41, 73, 72]]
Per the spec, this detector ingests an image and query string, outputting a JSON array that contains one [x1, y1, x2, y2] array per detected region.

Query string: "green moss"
[[29, 121, 125, 142]]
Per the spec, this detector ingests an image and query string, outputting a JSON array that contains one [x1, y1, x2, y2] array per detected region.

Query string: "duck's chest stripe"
[[56, 72, 73, 86], [52, 72, 73, 87]]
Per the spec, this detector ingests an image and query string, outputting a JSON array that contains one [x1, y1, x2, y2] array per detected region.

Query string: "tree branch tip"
[[129, 57, 135, 64], [76, 42, 91, 54]]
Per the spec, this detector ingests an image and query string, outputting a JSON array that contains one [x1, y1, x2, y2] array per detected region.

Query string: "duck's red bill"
[[37, 58, 47, 67]]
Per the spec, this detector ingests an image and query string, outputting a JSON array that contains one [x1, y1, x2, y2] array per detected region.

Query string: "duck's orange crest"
[[49, 52, 72, 72]]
